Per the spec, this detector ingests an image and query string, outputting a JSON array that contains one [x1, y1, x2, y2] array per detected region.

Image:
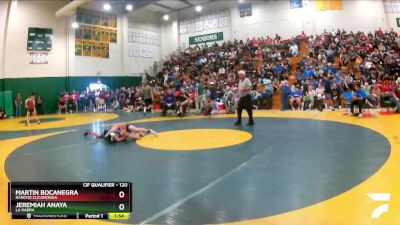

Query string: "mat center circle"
[[137, 128, 253, 150]]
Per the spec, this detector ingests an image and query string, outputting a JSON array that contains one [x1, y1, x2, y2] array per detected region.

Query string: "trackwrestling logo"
[[367, 193, 391, 219]]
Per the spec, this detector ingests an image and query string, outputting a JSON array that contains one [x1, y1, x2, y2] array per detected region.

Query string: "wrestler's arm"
[[114, 134, 127, 142]]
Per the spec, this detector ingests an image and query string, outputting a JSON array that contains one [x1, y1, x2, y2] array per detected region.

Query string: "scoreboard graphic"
[[8, 182, 132, 220]]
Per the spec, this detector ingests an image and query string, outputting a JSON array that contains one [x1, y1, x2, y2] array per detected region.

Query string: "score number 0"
[[118, 191, 125, 211], [117, 183, 128, 211]]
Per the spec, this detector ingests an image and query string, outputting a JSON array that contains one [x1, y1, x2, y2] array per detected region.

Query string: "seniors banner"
[[189, 32, 224, 45]]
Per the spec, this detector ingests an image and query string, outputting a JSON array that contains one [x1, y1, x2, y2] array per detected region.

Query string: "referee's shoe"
[[234, 120, 254, 126]]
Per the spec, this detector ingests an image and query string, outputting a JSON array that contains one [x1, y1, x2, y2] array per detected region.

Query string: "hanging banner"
[[315, 0, 343, 11], [290, 0, 303, 9], [189, 32, 224, 45]]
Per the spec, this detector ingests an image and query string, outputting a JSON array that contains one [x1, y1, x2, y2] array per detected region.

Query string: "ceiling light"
[[126, 4, 133, 11], [163, 14, 169, 21], [195, 5, 202, 12], [103, 3, 111, 11], [71, 22, 79, 29], [239, 0, 244, 2]]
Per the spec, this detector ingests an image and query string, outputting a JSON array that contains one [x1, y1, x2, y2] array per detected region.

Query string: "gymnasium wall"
[[4, 0, 68, 78], [0, 0, 143, 115], [173, 0, 391, 49], [0, 0, 9, 87], [0, 79, 4, 92], [0, 0, 70, 114], [386, 13, 400, 33], [124, 10, 162, 76], [160, 12, 180, 60], [230, 1, 305, 40], [311, 1, 387, 34], [68, 8, 162, 77], [176, 2, 232, 50], [230, 0, 388, 40]]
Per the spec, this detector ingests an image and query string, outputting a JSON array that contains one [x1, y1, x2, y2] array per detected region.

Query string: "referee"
[[235, 70, 254, 126]]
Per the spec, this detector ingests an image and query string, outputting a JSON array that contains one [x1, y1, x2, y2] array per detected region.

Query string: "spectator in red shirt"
[[266, 36, 273, 45], [380, 76, 395, 111], [299, 31, 307, 39], [72, 90, 78, 112], [251, 37, 258, 47], [360, 33, 367, 43], [365, 43, 373, 52], [375, 28, 384, 36], [255, 47, 262, 57], [98, 90, 107, 111], [380, 78, 392, 93]]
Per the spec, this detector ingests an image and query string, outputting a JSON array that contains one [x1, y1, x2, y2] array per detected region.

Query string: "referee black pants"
[[237, 94, 254, 123], [350, 99, 365, 114]]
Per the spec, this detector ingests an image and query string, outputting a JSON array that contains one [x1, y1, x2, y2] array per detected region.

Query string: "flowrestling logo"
[[367, 193, 391, 219]]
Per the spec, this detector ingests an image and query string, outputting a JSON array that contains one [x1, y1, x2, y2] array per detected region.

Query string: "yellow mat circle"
[[137, 129, 253, 151]]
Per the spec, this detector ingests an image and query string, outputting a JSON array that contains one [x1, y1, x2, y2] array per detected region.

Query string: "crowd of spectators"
[[289, 28, 400, 116], [11, 28, 400, 118], [53, 32, 306, 116], [152, 32, 308, 115]]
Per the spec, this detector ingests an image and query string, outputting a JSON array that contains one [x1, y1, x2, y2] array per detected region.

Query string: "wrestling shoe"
[[149, 129, 159, 137], [246, 121, 255, 126], [84, 130, 90, 137]]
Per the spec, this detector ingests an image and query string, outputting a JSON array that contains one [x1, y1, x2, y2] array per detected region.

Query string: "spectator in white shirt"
[[289, 44, 299, 57], [218, 67, 226, 75]]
